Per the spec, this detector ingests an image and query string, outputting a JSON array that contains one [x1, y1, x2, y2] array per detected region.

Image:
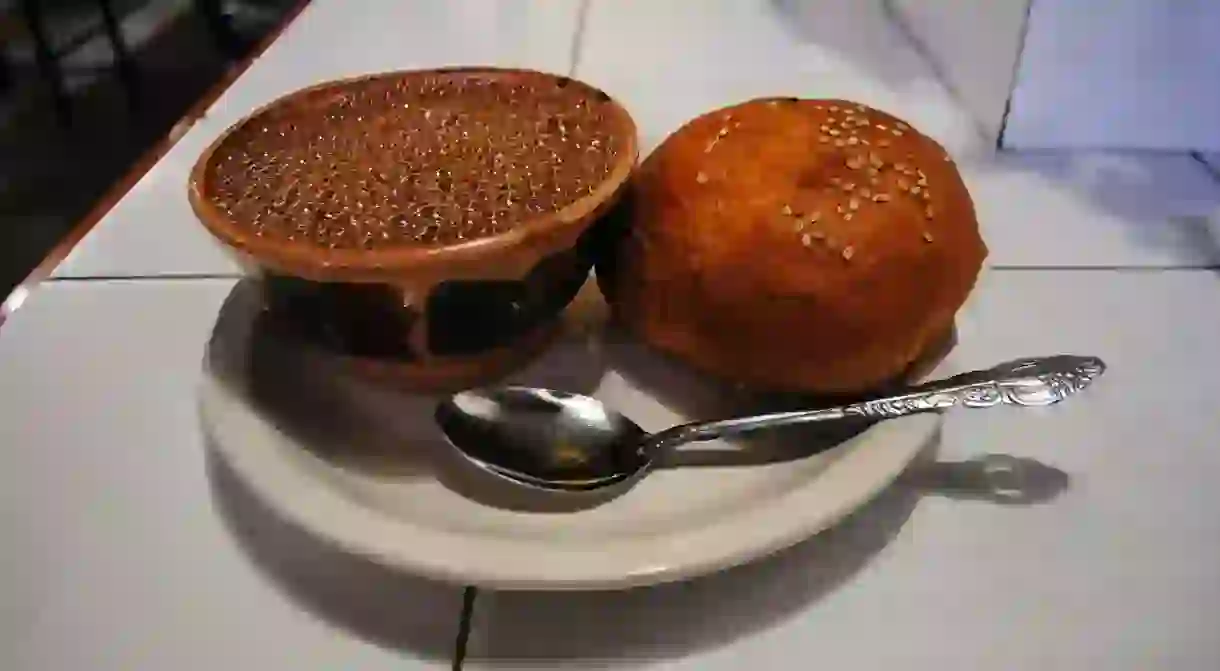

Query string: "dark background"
[[1, 0, 298, 295]]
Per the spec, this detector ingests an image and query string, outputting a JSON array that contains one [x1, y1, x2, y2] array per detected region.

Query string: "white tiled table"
[[6, 1, 1220, 670]]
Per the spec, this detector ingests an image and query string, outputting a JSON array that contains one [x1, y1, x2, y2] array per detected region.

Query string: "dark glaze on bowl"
[[189, 68, 638, 389]]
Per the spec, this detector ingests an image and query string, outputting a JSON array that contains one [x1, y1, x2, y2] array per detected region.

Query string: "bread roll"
[[598, 98, 986, 393]]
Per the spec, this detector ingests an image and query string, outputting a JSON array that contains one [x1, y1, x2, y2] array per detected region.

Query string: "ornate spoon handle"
[[647, 355, 1106, 450]]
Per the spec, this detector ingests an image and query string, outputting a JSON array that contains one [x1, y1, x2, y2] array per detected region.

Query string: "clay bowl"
[[188, 67, 638, 390]]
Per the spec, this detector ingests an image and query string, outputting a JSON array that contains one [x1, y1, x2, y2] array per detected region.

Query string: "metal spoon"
[[435, 355, 1106, 495]]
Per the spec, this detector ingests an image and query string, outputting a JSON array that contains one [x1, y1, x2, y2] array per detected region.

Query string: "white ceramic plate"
[[200, 281, 941, 590]]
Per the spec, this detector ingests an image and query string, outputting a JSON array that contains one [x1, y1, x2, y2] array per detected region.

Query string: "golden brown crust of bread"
[[601, 97, 986, 393]]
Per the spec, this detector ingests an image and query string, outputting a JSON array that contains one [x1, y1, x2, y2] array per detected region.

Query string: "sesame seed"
[[925, 206, 935, 218], [794, 220, 805, 232], [842, 246, 855, 260], [820, 125, 830, 132], [829, 105, 839, 111], [846, 157, 864, 170], [801, 233, 813, 247], [897, 178, 910, 189], [843, 182, 856, 191], [923, 232, 934, 242], [834, 139, 846, 147], [868, 167, 880, 177], [873, 193, 891, 202], [847, 137, 859, 145], [704, 140, 719, 153], [896, 121, 910, 130], [782, 204, 794, 215], [944, 154, 952, 162], [829, 129, 841, 136], [895, 162, 908, 172], [849, 198, 860, 210], [876, 124, 887, 130], [892, 129, 904, 136], [696, 171, 709, 184], [718, 127, 730, 137], [869, 153, 883, 167], [856, 104, 867, 111], [859, 188, 871, 198], [910, 186, 922, 195], [844, 212, 854, 221], [861, 139, 871, 146]]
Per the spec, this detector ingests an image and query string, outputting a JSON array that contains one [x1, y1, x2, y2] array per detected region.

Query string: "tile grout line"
[[46, 273, 245, 282], [567, 0, 592, 77], [451, 586, 478, 670], [993, 0, 1036, 150], [1192, 151, 1220, 186]]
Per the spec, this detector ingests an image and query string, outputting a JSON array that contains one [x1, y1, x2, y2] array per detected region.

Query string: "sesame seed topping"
[[847, 137, 859, 145], [842, 245, 855, 260], [892, 129, 903, 136], [856, 104, 867, 111], [876, 124, 887, 131], [696, 171, 709, 184], [782, 204, 794, 215], [844, 212, 854, 221], [859, 188, 871, 197], [704, 140, 718, 153], [910, 186, 922, 195], [944, 154, 952, 162], [846, 157, 864, 170], [834, 139, 846, 147], [861, 139, 870, 146], [718, 127, 729, 137], [848, 198, 860, 210], [843, 182, 856, 191], [820, 125, 830, 132], [794, 220, 805, 232], [897, 178, 910, 189], [896, 121, 910, 130], [923, 232, 934, 242], [829, 105, 839, 111], [830, 129, 843, 137], [801, 233, 813, 247], [868, 167, 880, 177], [873, 193, 891, 202]]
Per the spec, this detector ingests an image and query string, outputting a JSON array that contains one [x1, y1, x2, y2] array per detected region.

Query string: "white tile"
[[466, 269, 1220, 670], [966, 152, 1220, 268], [1004, 1, 1220, 152], [577, 1, 1220, 268], [0, 280, 462, 670], [52, 0, 582, 279], [579, 0, 980, 157], [887, 0, 1031, 145]]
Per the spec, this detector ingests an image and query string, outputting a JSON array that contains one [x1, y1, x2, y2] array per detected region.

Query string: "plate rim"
[[200, 365, 939, 590]]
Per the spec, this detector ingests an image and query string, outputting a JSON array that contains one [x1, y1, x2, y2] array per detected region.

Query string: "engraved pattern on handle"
[[843, 355, 1107, 420]]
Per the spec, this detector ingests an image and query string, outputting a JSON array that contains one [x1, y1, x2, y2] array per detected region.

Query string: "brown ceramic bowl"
[[188, 68, 637, 390]]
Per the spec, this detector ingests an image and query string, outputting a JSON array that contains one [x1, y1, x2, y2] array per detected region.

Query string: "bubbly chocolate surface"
[[204, 70, 624, 249]]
